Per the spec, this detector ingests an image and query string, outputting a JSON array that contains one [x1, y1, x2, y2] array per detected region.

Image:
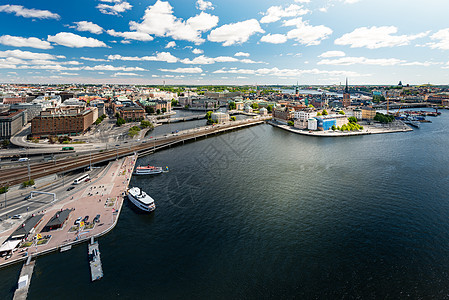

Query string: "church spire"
[[345, 78, 349, 93]]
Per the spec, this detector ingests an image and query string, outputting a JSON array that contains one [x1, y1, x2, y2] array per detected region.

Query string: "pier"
[[12, 258, 35, 300], [88, 237, 103, 281]]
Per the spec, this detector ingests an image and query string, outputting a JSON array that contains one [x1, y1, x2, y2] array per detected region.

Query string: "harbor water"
[[2, 109, 449, 298]]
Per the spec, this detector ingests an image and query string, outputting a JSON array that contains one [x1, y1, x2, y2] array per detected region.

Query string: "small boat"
[[127, 187, 156, 213], [134, 165, 169, 175]]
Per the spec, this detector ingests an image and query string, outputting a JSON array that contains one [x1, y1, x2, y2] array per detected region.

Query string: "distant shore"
[[268, 120, 413, 137]]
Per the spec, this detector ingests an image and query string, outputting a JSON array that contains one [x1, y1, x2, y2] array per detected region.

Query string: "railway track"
[[0, 118, 267, 188]]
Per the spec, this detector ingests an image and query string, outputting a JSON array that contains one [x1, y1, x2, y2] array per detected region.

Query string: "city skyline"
[[0, 0, 448, 85]]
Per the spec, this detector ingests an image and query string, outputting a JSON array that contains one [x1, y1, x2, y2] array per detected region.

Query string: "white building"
[[294, 110, 317, 121], [353, 109, 362, 120], [308, 118, 318, 130], [259, 107, 268, 115], [211, 112, 229, 123]]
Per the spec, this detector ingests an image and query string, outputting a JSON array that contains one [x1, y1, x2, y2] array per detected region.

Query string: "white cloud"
[[294, 0, 310, 2], [208, 19, 264, 46], [319, 51, 346, 58], [165, 41, 176, 48], [59, 72, 79, 76], [48, 32, 108, 48], [180, 55, 263, 65], [73, 21, 103, 35], [260, 4, 310, 24], [335, 26, 429, 49], [192, 48, 204, 54], [97, 1, 132, 16], [159, 67, 203, 73], [196, 0, 214, 11], [260, 34, 288, 44], [107, 29, 154, 41], [80, 57, 109, 62], [0, 5, 60, 19], [0, 49, 57, 60], [0, 35, 52, 49], [112, 72, 141, 77], [84, 65, 146, 71], [235, 52, 250, 57], [213, 67, 362, 78], [317, 56, 405, 66], [283, 18, 332, 46], [428, 28, 449, 50], [130, 1, 218, 44], [108, 52, 178, 63]]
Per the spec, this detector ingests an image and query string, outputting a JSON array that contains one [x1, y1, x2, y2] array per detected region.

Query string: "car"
[[115, 144, 120, 147], [24, 194, 32, 200], [93, 214, 101, 223], [67, 186, 75, 191], [83, 216, 89, 222], [12, 215, 22, 219], [74, 217, 82, 225]]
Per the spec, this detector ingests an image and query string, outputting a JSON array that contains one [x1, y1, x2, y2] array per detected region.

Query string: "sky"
[[0, 0, 448, 86]]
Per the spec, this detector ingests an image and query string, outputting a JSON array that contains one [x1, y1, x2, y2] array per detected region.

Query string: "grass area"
[[37, 239, 49, 245]]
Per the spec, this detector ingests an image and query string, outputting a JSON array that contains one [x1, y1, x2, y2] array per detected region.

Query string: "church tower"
[[342, 78, 351, 108]]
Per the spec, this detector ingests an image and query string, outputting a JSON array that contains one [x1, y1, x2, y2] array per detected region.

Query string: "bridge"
[[372, 102, 435, 109], [0, 117, 269, 188]]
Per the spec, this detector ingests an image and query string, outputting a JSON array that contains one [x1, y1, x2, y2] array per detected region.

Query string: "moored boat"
[[134, 165, 168, 175], [127, 187, 156, 212]]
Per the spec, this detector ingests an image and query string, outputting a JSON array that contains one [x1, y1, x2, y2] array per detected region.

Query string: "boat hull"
[[127, 193, 156, 213]]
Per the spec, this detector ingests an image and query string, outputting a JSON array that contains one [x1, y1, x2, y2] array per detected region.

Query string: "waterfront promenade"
[[0, 155, 136, 269], [269, 120, 413, 137]]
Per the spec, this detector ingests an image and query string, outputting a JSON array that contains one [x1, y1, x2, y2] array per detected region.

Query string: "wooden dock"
[[88, 237, 103, 281]]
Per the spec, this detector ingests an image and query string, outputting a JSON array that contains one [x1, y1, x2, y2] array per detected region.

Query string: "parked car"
[[67, 186, 75, 191], [93, 214, 101, 223], [24, 194, 32, 200], [12, 215, 22, 219]]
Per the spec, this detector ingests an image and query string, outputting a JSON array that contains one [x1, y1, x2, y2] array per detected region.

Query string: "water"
[[3, 109, 449, 299]]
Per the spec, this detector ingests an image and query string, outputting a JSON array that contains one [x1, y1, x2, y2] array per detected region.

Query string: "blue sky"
[[0, 0, 448, 85]]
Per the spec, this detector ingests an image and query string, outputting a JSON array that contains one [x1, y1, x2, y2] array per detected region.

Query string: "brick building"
[[119, 106, 145, 121], [31, 107, 98, 137]]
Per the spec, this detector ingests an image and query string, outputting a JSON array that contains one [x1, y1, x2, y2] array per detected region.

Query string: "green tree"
[[348, 116, 358, 123], [0, 186, 8, 194], [115, 112, 120, 119], [251, 102, 259, 110], [229, 101, 236, 110], [162, 107, 167, 113], [1, 139, 10, 148], [145, 106, 155, 114], [322, 109, 328, 116], [205, 111, 213, 119], [339, 110, 346, 115], [230, 116, 236, 121], [288, 120, 294, 126], [171, 99, 179, 107], [266, 105, 273, 113], [316, 112, 322, 116], [156, 109, 161, 115], [116, 117, 126, 126], [184, 105, 189, 109], [331, 125, 336, 131], [140, 120, 153, 129]]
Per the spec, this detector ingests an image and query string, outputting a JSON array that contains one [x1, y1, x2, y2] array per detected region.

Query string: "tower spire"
[[345, 78, 349, 93]]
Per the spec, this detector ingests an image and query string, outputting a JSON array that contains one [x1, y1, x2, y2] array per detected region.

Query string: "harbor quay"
[[268, 120, 413, 137], [0, 154, 136, 269]]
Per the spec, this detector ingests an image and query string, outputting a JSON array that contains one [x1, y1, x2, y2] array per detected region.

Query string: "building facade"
[[0, 110, 26, 139]]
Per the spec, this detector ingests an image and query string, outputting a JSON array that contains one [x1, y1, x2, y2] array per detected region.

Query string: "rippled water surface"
[[2, 109, 449, 299]]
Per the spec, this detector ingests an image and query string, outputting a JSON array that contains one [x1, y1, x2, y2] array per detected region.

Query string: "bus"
[[73, 174, 89, 185], [62, 147, 74, 151]]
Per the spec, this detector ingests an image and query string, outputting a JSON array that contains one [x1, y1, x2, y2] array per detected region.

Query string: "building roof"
[[10, 214, 44, 239], [44, 209, 72, 228]]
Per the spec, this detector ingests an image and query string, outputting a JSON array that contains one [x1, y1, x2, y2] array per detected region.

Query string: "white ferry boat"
[[134, 165, 168, 175], [127, 187, 156, 212]]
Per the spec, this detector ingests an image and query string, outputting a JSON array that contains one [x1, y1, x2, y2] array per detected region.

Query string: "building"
[[316, 117, 337, 131], [10, 103, 43, 122], [342, 78, 351, 107], [31, 107, 98, 137], [211, 112, 229, 123], [259, 107, 268, 115], [235, 101, 244, 110], [9, 214, 44, 240], [273, 107, 294, 124], [89, 100, 106, 116], [0, 110, 27, 139], [2, 97, 31, 105], [308, 118, 318, 130], [353, 109, 363, 120], [361, 107, 376, 120], [139, 100, 171, 113], [43, 209, 72, 231], [119, 106, 145, 121]]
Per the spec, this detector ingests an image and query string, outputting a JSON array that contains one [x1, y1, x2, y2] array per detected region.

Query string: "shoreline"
[[268, 120, 413, 137]]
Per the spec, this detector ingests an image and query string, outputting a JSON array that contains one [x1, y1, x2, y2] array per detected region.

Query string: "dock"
[[13, 257, 35, 300], [88, 237, 103, 281]]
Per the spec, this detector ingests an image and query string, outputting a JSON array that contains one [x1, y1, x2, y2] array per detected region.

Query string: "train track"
[[0, 119, 267, 188]]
